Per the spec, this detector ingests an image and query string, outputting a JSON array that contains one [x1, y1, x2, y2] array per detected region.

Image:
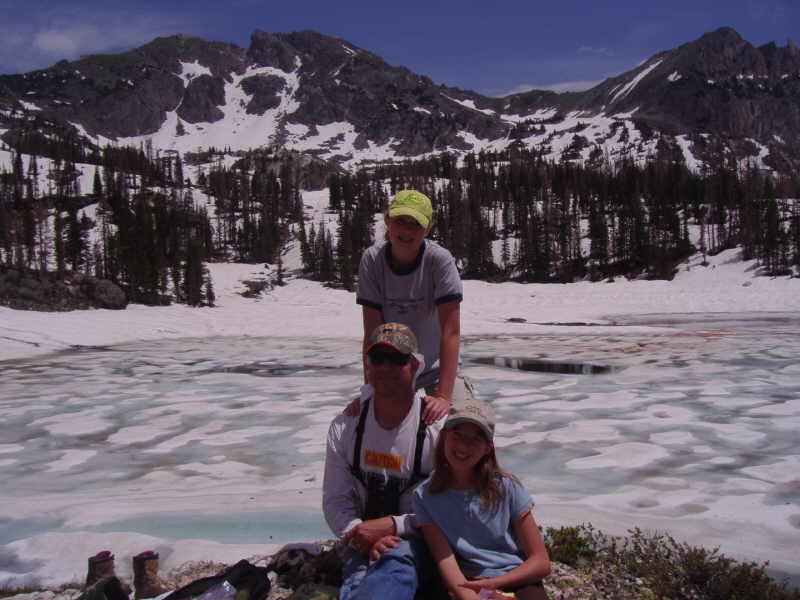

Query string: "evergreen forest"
[[1, 132, 799, 307]]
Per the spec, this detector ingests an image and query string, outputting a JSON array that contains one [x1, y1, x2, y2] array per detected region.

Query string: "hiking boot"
[[86, 551, 117, 588], [80, 576, 131, 600], [133, 550, 168, 599], [85, 552, 132, 598]]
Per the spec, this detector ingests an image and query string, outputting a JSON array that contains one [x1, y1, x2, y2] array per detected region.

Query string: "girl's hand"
[[460, 581, 514, 598], [423, 394, 451, 423], [343, 395, 361, 417], [369, 535, 402, 561]]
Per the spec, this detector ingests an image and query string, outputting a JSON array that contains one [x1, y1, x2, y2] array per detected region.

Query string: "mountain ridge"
[[1, 26, 799, 173]]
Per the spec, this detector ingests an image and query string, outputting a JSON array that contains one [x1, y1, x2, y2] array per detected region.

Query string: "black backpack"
[[162, 559, 270, 600]]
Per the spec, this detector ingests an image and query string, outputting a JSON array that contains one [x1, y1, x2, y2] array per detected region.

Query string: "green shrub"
[[600, 527, 800, 600], [544, 523, 599, 567]]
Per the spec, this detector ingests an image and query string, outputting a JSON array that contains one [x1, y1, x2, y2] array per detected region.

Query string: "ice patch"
[[46, 450, 97, 472], [567, 442, 670, 470], [650, 431, 695, 445]]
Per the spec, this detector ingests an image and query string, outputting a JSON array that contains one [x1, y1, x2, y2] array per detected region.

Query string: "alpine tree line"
[[2, 134, 799, 307], [0, 131, 214, 305], [357, 148, 800, 283], [0, 133, 315, 305]]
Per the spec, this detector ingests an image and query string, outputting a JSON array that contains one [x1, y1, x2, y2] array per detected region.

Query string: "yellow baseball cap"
[[388, 190, 432, 228]]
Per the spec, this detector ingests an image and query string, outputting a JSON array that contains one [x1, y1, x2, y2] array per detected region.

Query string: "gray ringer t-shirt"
[[356, 240, 462, 385]]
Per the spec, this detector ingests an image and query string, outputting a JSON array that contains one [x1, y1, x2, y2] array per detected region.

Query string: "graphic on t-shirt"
[[387, 297, 423, 315], [365, 449, 404, 471], [363, 470, 412, 520]]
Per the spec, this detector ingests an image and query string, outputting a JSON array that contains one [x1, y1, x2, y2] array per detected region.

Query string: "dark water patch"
[[0, 516, 65, 544], [0, 548, 44, 584], [82, 509, 329, 544], [473, 356, 617, 375], [215, 362, 342, 377], [534, 321, 598, 326], [69, 345, 113, 352], [764, 481, 800, 506]]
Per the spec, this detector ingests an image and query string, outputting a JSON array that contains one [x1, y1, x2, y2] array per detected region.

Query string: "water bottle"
[[194, 581, 237, 600]]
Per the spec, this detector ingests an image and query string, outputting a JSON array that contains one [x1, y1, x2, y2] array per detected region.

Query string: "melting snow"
[[675, 135, 703, 171], [442, 94, 496, 115], [177, 60, 213, 84]]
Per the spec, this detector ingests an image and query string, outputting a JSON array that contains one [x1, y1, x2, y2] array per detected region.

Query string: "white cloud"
[[578, 46, 616, 57], [0, 5, 203, 74], [748, 0, 787, 22], [500, 79, 604, 96], [34, 25, 99, 55]]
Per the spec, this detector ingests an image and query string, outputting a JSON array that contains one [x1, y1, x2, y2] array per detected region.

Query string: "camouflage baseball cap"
[[444, 394, 496, 441], [388, 190, 433, 228], [365, 322, 419, 355]]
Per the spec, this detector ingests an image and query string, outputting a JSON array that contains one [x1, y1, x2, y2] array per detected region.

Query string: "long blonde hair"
[[427, 427, 518, 511]]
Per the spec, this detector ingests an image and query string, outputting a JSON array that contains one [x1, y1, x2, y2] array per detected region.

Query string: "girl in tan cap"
[[413, 397, 551, 599]]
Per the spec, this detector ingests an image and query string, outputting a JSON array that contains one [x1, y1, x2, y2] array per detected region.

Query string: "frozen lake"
[[1, 313, 799, 587]]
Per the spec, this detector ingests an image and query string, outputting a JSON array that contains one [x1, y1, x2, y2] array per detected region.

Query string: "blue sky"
[[1, 0, 797, 96]]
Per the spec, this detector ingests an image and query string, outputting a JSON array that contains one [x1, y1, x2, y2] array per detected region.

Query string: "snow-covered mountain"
[[1, 27, 798, 173]]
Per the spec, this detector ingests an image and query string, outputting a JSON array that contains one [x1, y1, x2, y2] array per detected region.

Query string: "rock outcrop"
[[0, 266, 127, 311]]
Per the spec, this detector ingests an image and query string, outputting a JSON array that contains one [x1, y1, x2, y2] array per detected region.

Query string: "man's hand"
[[422, 394, 451, 424], [343, 517, 395, 555], [369, 535, 402, 561]]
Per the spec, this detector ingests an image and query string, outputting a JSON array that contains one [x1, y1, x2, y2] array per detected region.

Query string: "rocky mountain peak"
[[248, 30, 298, 72], [0, 27, 798, 174]]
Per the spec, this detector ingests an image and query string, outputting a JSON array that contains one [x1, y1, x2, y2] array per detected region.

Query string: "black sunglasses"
[[368, 349, 412, 367]]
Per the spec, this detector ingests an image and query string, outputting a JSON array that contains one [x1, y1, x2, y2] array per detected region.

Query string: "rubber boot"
[[133, 550, 168, 599]]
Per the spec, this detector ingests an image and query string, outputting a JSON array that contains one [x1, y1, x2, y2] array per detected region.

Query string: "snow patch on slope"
[[610, 59, 664, 104], [177, 60, 212, 84], [115, 63, 302, 154]]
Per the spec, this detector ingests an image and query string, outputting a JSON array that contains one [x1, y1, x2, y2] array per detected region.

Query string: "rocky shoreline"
[[6, 528, 799, 600], [0, 266, 127, 311], [0, 539, 668, 600]]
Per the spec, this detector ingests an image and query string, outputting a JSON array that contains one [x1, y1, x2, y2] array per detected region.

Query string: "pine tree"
[[184, 238, 204, 306], [175, 155, 185, 188], [275, 251, 286, 286], [203, 265, 215, 306], [336, 211, 355, 290], [93, 167, 103, 197], [53, 211, 66, 276]]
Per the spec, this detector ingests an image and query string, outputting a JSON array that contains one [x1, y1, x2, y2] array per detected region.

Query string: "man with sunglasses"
[[323, 323, 446, 599]]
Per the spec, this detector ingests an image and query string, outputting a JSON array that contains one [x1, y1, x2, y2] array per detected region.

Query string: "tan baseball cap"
[[444, 395, 495, 441]]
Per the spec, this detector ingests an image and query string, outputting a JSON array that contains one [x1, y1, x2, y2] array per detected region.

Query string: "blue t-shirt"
[[412, 476, 534, 578]]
